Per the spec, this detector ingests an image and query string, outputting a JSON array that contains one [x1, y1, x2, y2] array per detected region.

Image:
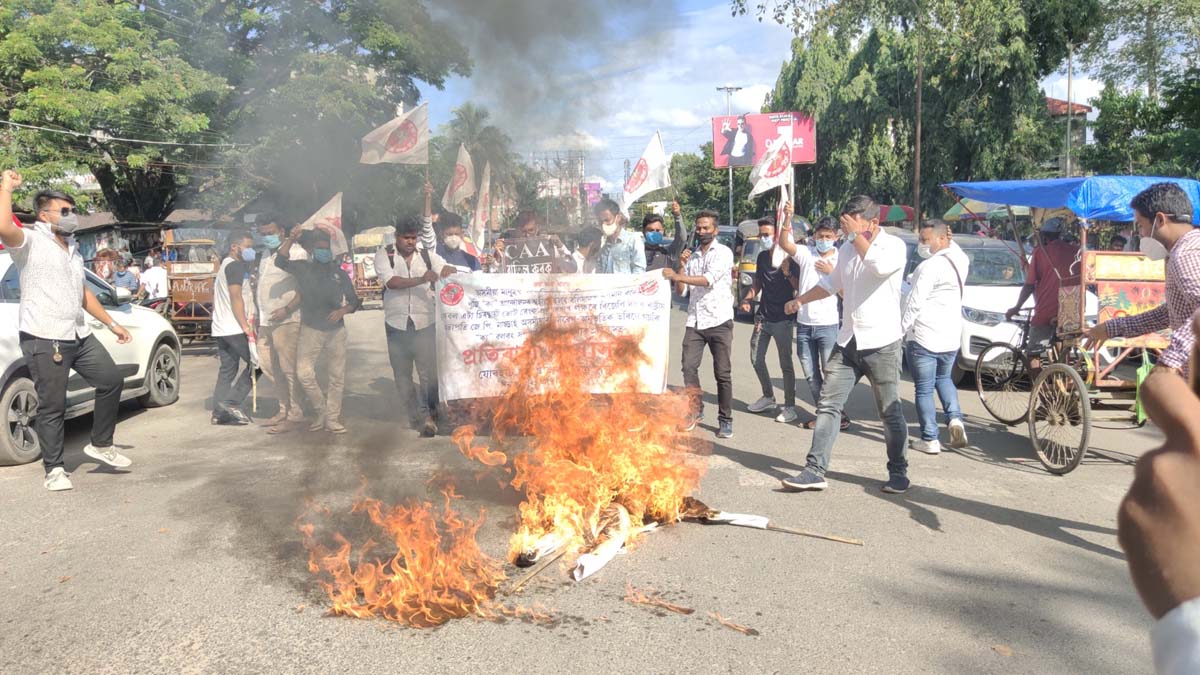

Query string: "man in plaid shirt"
[[1086, 183, 1200, 377]]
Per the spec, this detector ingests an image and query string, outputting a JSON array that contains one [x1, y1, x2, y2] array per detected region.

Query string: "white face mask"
[[54, 213, 80, 234], [1138, 217, 1170, 261], [917, 243, 933, 259], [443, 234, 462, 250], [601, 221, 620, 237], [760, 235, 773, 249]]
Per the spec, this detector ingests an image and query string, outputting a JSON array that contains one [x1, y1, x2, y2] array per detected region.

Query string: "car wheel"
[[138, 343, 181, 408], [0, 377, 42, 466]]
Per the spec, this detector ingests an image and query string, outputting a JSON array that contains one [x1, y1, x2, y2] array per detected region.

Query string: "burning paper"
[[571, 504, 631, 581]]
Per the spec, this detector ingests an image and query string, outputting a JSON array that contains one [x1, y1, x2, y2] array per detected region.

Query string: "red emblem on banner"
[[625, 158, 649, 193], [450, 164, 469, 193], [638, 279, 659, 295], [766, 145, 792, 178], [385, 120, 419, 154], [440, 282, 464, 306]]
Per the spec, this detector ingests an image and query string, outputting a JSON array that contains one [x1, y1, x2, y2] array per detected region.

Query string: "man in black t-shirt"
[[741, 217, 800, 423]]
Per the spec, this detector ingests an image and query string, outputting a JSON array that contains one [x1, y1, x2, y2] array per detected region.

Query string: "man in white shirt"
[[137, 255, 169, 300], [663, 210, 735, 439], [209, 232, 258, 426], [571, 227, 602, 274], [782, 196, 910, 494], [902, 220, 970, 455]]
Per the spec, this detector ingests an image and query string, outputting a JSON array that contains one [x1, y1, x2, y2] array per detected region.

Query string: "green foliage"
[[668, 143, 762, 225], [1081, 74, 1200, 177], [1077, 0, 1200, 100]]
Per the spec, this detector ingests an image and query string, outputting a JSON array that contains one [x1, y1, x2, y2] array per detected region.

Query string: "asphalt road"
[[0, 308, 1163, 674]]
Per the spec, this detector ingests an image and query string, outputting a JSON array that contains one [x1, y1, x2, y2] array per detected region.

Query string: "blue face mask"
[[241, 248, 257, 263], [260, 234, 281, 250], [313, 248, 333, 264], [760, 236, 773, 249], [645, 231, 664, 246], [814, 239, 836, 253]]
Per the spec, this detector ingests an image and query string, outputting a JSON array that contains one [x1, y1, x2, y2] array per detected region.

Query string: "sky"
[[422, 0, 1104, 190]]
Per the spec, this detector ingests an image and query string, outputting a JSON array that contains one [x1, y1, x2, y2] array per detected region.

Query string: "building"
[[1045, 96, 1093, 177]]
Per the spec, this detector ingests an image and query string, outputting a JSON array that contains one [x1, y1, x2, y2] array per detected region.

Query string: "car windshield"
[[741, 239, 762, 261], [963, 247, 1025, 286]]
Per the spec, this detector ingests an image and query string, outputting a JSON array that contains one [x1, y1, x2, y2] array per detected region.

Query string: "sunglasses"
[[42, 207, 80, 217]]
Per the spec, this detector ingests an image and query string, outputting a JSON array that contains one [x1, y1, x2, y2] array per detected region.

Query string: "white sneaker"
[[748, 396, 777, 413], [84, 444, 132, 468], [775, 407, 799, 423], [44, 468, 73, 491], [910, 439, 941, 455], [948, 419, 969, 448]]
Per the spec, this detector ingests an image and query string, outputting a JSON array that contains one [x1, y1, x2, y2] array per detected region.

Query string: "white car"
[[0, 251, 181, 465]]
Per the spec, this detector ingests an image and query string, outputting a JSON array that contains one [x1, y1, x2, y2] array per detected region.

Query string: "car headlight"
[[962, 306, 1007, 327], [739, 273, 754, 287]]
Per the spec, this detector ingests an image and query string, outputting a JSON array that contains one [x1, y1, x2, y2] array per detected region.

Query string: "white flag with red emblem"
[[296, 192, 348, 255], [470, 161, 491, 251], [359, 103, 429, 165], [621, 131, 671, 214], [772, 185, 790, 268], [442, 144, 476, 212], [749, 126, 793, 198]]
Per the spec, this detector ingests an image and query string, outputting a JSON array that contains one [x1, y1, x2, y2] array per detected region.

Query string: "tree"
[[1077, 0, 1200, 101], [1081, 72, 1200, 177], [668, 143, 760, 225]]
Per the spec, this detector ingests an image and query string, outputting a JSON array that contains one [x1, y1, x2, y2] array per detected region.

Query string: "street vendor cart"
[[161, 239, 219, 342], [945, 175, 1200, 474], [351, 227, 390, 306]]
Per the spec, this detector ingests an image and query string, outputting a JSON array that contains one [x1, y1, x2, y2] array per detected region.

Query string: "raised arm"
[[0, 170, 26, 249]]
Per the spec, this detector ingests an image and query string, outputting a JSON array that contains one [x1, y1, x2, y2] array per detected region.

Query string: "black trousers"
[[386, 322, 438, 424], [19, 333, 124, 472], [213, 334, 253, 412], [681, 320, 733, 424]]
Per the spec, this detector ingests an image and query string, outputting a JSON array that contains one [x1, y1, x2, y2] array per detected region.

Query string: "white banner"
[[471, 160, 491, 248], [436, 272, 671, 401], [359, 103, 429, 165], [621, 131, 671, 214], [296, 192, 348, 255], [442, 143, 476, 212]]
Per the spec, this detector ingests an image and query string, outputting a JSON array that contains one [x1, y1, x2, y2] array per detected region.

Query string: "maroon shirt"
[[1026, 240, 1080, 327]]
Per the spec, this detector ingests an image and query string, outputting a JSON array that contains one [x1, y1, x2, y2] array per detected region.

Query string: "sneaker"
[[678, 414, 700, 432], [909, 438, 941, 455], [716, 420, 733, 439], [421, 417, 438, 438], [948, 419, 969, 448], [325, 419, 348, 435], [881, 475, 911, 494], [211, 409, 247, 426], [308, 415, 326, 433], [44, 468, 73, 492], [775, 407, 799, 424], [227, 408, 253, 425], [781, 468, 828, 491], [747, 396, 776, 413], [83, 444, 132, 468]]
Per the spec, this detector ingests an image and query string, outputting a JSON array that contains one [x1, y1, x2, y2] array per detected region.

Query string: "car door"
[[76, 273, 143, 401], [0, 260, 23, 370]]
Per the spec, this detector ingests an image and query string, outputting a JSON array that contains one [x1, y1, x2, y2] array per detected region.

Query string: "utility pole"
[[913, 30, 923, 230], [1066, 42, 1074, 177], [717, 85, 743, 227]]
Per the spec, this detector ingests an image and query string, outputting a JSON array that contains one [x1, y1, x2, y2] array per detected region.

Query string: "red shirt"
[[1027, 239, 1080, 327]]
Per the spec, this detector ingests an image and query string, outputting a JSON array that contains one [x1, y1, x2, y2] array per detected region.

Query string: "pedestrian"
[[375, 216, 457, 436], [254, 215, 305, 434], [594, 198, 646, 274], [209, 232, 258, 426], [0, 171, 132, 491], [781, 195, 910, 494], [110, 256, 140, 293], [490, 211, 577, 272], [643, 201, 691, 271], [137, 254, 168, 300], [92, 247, 118, 281], [778, 213, 848, 430], [435, 212, 481, 272], [1086, 182, 1199, 377], [663, 209, 735, 439], [276, 227, 361, 434], [572, 226, 602, 273], [1004, 217, 1080, 362], [742, 217, 800, 423], [1109, 234, 1129, 252], [901, 219, 970, 455]]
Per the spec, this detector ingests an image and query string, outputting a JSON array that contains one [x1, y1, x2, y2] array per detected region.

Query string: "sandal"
[[802, 419, 817, 430], [840, 415, 851, 431], [267, 420, 303, 435]]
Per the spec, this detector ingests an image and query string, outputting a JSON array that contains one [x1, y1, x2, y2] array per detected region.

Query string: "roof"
[[1045, 97, 1093, 116], [75, 208, 221, 234], [943, 176, 1200, 223]]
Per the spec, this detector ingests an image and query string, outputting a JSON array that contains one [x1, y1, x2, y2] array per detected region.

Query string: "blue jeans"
[[906, 341, 963, 441], [751, 318, 795, 406], [795, 323, 838, 406], [805, 338, 908, 479]]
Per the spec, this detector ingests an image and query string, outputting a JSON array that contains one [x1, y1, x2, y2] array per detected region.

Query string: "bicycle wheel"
[[974, 343, 1032, 426], [1028, 364, 1091, 475]]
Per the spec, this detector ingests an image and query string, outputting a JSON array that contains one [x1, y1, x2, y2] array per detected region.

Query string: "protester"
[[1110, 234, 1129, 252], [781, 195, 910, 494], [435, 212, 480, 272], [1005, 217, 1080, 360], [742, 217, 800, 422], [110, 256, 140, 293], [491, 211, 577, 272], [663, 209, 735, 439], [375, 216, 457, 436], [0, 171, 133, 490], [137, 255, 168, 300], [209, 232, 258, 426], [1085, 183, 1198, 377], [643, 201, 691, 272], [594, 198, 646, 274], [254, 215, 305, 434], [276, 228, 361, 434], [92, 247, 119, 281], [901, 220, 970, 454], [572, 226, 603, 273]]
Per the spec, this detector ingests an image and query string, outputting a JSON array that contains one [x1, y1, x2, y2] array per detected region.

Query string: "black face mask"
[[697, 232, 715, 245]]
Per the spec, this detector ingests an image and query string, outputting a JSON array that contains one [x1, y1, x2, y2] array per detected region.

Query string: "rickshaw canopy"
[[943, 176, 1200, 224]]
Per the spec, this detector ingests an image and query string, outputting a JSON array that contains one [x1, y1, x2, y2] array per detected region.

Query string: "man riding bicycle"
[[1005, 217, 1080, 365]]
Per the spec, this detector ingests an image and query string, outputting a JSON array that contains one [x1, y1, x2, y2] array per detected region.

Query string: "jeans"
[[750, 318, 795, 406], [805, 338, 908, 479], [213, 334, 253, 412], [297, 325, 348, 422], [681, 320, 733, 424], [795, 323, 839, 406], [906, 341, 963, 441], [258, 323, 304, 421], [20, 333, 124, 472], [386, 322, 438, 423]]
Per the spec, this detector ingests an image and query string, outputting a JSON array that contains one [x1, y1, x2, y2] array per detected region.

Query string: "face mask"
[[443, 234, 462, 250], [313, 248, 333, 264], [241, 248, 257, 263], [697, 232, 714, 246], [814, 239, 835, 253], [917, 243, 933, 259], [760, 236, 773, 249], [645, 231, 664, 246], [260, 234, 281, 250], [54, 213, 80, 234], [1139, 219, 1169, 261], [601, 221, 620, 237]]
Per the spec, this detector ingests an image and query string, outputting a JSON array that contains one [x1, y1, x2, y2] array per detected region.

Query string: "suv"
[[1, 252, 181, 465]]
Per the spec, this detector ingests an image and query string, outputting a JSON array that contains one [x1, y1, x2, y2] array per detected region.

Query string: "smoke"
[[432, 0, 680, 146]]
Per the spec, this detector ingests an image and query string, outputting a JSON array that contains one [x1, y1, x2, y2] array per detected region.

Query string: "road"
[[0, 308, 1161, 674]]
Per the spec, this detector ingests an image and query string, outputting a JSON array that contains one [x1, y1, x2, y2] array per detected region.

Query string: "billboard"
[[581, 182, 603, 207], [712, 112, 815, 169]]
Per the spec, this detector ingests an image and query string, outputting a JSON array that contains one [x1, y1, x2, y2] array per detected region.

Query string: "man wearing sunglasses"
[[0, 170, 133, 492]]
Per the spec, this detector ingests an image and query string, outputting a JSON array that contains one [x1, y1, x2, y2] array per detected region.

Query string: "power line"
[[0, 119, 246, 147]]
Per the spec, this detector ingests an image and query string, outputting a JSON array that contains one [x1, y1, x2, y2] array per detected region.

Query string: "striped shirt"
[[7, 222, 90, 341]]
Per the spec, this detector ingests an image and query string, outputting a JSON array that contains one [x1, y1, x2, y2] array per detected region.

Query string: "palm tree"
[[446, 103, 516, 187]]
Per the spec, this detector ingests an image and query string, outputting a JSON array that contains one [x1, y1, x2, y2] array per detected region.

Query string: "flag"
[[772, 185, 790, 268], [442, 144, 476, 212], [621, 131, 671, 214], [470, 161, 491, 254], [296, 192, 348, 255], [748, 126, 793, 198], [359, 103, 429, 165]]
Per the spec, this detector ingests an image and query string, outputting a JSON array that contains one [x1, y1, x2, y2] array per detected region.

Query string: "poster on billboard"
[[711, 112, 815, 169]]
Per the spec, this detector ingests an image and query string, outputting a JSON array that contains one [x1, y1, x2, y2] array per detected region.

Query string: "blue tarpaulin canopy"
[[943, 176, 1200, 224]]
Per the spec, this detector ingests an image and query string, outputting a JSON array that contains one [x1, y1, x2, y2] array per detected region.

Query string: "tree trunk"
[[1145, 6, 1160, 101], [92, 164, 176, 223]]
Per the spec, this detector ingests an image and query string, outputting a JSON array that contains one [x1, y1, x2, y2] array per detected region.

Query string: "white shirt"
[[572, 250, 596, 274], [7, 222, 90, 341], [1154, 598, 1200, 674], [256, 252, 299, 327], [683, 242, 735, 330], [791, 245, 840, 326], [731, 130, 749, 157], [212, 257, 250, 337], [901, 241, 969, 353], [820, 229, 907, 350], [140, 265, 169, 299], [375, 245, 448, 331]]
